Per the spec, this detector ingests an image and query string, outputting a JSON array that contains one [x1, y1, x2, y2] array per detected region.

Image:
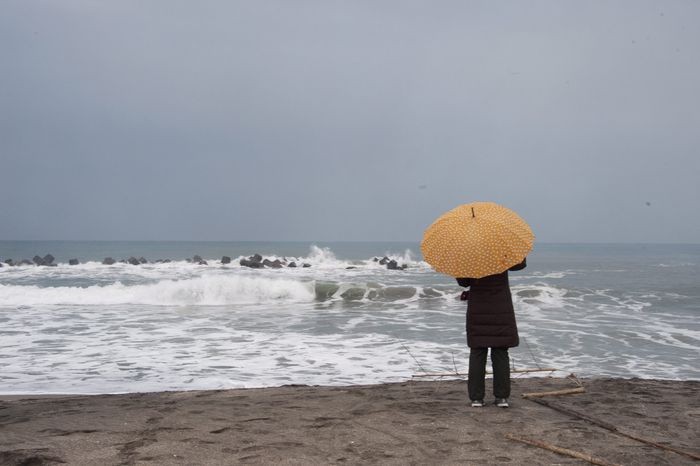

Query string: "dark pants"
[[468, 347, 510, 401]]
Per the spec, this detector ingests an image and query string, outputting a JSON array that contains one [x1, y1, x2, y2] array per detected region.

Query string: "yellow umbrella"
[[421, 202, 534, 278]]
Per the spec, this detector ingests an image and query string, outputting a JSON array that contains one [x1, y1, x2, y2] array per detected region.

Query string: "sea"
[[0, 241, 698, 395]]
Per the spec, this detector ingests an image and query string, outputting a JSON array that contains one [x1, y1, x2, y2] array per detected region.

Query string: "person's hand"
[[460, 291, 469, 301]]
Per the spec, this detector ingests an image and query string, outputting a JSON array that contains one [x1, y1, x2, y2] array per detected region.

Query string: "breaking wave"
[[0, 276, 457, 307], [0, 275, 316, 306]]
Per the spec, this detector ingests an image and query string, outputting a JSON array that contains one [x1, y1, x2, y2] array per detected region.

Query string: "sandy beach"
[[1, 377, 698, 465]]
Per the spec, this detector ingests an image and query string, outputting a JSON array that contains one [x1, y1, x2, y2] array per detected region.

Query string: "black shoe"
[[495, 398, 509, 408], [471, 399, 484, 407]]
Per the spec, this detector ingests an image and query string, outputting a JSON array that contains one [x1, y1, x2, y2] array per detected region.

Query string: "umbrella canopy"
[[421, 202, 534, 278]]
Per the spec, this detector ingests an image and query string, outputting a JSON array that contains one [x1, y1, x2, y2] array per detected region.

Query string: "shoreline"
[[2, 372, 699, 398], [2, 377, 698, 465]]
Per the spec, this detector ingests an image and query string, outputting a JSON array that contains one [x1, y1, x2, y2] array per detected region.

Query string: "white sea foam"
[[0, 275, 315, 306], [655, 262, 696, 268]]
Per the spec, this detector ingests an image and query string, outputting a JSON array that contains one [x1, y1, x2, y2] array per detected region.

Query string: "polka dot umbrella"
[[421, 202, 534, 278]]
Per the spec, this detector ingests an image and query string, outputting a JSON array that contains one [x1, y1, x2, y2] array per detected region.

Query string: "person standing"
[[457, 258, 526, 408]]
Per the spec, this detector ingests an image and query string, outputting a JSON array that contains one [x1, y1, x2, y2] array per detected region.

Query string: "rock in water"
[[240, 257, 263, 268], [379, 257, 390, 265], [270, 259, 283, 269], [139, 257, 148, 264], [102, 257, 116, 265], [387, 260, 399, 270], [128, 257, 141, 265], [262, 258, 283, 268], [69, 259, 79, 265], [302, 263, 311, 268], [42, 254, 55, 265], [221, 256, 231, 264], [192, 255, 203, 263], [288, 262, 297, 268], [33, 255, 44, 266]]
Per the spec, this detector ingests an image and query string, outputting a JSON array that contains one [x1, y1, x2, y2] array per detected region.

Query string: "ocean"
[[1, 241, 698, 394]]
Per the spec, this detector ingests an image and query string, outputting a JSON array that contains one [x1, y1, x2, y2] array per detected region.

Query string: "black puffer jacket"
[[457, 258, 526, 349]]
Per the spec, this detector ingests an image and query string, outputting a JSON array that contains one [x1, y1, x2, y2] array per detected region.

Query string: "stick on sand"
[[412, 367, 557, 378], [522, 387, 586, 398], [528, 397, 700, 462], [505, 433, 621, 466]]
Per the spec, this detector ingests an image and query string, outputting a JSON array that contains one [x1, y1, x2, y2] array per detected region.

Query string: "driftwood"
[[522, 387, 586, 398], [528, 397, 700, 462], [412, 367, 557, 378], [505, 433, 621, 466]]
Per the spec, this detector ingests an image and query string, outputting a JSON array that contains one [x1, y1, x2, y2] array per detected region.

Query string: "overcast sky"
[[2, 1, 699, 243]]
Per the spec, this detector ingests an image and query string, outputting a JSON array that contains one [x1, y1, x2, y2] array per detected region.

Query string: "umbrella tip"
[[471, 207, 475, 218]]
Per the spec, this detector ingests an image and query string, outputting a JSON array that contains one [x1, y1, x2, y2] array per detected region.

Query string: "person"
[[457, 258, 526, 408]]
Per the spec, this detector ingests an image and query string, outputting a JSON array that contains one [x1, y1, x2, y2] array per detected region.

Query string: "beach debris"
[[401, 342, 429, 376], [527, 397, 700, 462], [505, 433, 621, 466], [221, 256, 231, 264], [522, 387, 586, 398], [411, 367, 558, 378], [69, 259, 79, 265], [102, 257, 116, 265]]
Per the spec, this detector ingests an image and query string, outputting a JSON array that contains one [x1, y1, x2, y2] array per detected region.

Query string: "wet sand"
[[1, 377, 698, 465]]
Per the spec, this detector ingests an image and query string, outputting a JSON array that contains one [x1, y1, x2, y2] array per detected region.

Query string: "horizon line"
[[1, 239, 699, 246]]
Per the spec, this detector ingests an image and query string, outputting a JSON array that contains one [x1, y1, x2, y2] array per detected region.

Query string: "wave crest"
[[0, 275, 316, 306]]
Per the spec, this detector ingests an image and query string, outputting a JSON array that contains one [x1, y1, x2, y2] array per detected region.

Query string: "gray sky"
[[2, 1, 699, 243]]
